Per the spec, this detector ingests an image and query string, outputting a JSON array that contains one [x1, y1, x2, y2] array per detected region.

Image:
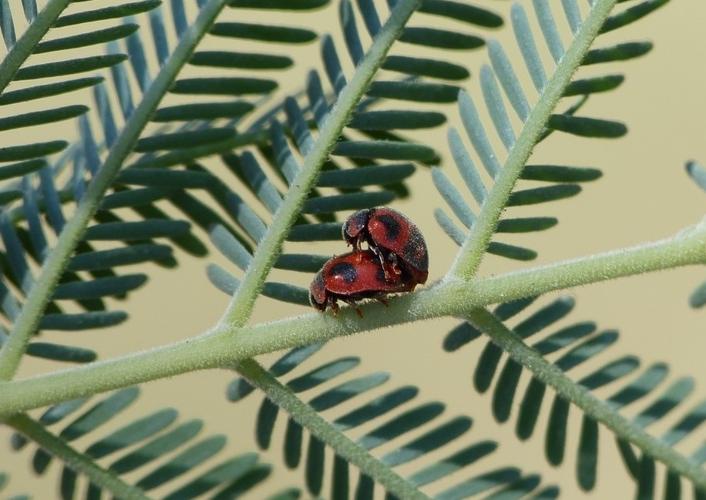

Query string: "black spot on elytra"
[[402, 234, 429, 271], [376, 214, 401, 241], [329, 262, 357, 284]]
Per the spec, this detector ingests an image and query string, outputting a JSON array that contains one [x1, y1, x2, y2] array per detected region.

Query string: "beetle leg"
[[373, 249, 395, 280], [330, 299, 339, 316], [376, 296, 389, 307], [341, 298, 364, 318], [379, 252, 401, 281], [388, 253, 402, 275]]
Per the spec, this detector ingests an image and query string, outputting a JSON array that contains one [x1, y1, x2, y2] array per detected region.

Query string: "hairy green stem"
[[236, 359, 428, 500], [7, 413, 149, 500], [0, 0, 71, 93], [0, 0, 230, 380], [449, 0, 619, 279], [220, 0, 422, 327], [1, 221, 704, 416], [466, 308, 706, 492]]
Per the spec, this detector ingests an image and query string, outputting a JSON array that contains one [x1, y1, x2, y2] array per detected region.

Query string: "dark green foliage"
[[564, 75, 625, 96], [583, 41, 653, 64], [227, 346, 556, 497], [134, 128, 237, 153], [0, 105, 87, 131], [171, 77, 278, 96], [348, 110, 446, 130], [367, 81, 461, 102], [2, 0, 690, 499], [400, 27, 484, 49], [382, 55, 469, 80], [151, 102, 254, 121], [211, 22, 317, 43], [54, 1, 162, 27], [419, 0, 502, 28], [191, 50, 293, 69], [547, 115, 627, 138], [444, 296, 706, 496], [53, 274, 148, 300], [601, 0, 669, 33], [199, 0, 500, 306], [12, 389, 295, 499], [34, 24, 139, 53], [0, 141, 67, 162], [433, 0, 663, 265], [16, 54, 128, 79]]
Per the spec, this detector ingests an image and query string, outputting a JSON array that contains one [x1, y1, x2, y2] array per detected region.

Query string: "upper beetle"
[[309, 250, 417, 316], [342, 207, 429, 285]]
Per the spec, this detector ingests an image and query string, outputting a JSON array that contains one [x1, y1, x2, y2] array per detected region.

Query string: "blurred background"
[[2, 0, 706, 498]]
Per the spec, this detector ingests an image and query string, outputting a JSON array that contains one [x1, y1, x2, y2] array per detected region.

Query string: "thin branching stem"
[[0, 0, 230, 381], [7, 413, 149, 499], [448, 0, 619, 279], [220, 0, 422, 327], [236, 359, 429, 500], [0, 0, 71, 93], [466, 308, 706, 491], [2, 220, 705, 416]]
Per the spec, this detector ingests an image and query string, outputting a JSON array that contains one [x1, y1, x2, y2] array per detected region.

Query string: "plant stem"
[[0, 0, 71, 93], [449, 0, 618, 279], [0, 0, 230, 381], [236, 359, 428, 500], [7, 413, 149, 500], [220, 0, 422, 327], [1, 222, 704, 416], [466, 308, 706, 492]]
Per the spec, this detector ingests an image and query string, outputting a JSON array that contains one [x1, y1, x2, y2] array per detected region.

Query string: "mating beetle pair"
[[309, 207, 429, 315]]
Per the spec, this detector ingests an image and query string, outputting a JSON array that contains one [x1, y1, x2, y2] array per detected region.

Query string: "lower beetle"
[[309, 250, 418, 316]]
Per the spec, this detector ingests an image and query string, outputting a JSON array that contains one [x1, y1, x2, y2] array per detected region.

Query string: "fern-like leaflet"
[[430, 0, 706, 495], [445, 295, 706, 497], [8, 388, 300, 499], [203, 0, 503, 312], [0, 0, 333, 373], [228, 346, 560, 499], [435, 0, 668, 271]]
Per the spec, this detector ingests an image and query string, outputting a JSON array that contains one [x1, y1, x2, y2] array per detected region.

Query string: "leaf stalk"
[[7, 413, 150, 500], [2, 220, 705, 416], [236, 359, 429, 500], [448, 0, 619, 279], [0, 0, 231, 380], [0, 0, 72, 93], [220, 0, 423, 327], [466, 308, 706, 492]]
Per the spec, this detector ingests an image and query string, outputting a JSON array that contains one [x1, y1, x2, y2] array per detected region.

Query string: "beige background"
[[2, 0, 706, 498]]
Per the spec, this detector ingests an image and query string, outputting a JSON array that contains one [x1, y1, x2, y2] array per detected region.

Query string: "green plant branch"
[[2, 220, 704, 417], [0, 0, 71, 93], [236, 359, 428, 500], [0, 0, 230, 381], [6, 413, 149, 500], [465, 308, 706, 492], [448, 0, 619, 279], [220, 0, 422, 327]]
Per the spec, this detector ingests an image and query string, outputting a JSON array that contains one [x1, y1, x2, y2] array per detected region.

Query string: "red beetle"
[[342, 207, 428, 285], [309, 250, 417, 316]]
